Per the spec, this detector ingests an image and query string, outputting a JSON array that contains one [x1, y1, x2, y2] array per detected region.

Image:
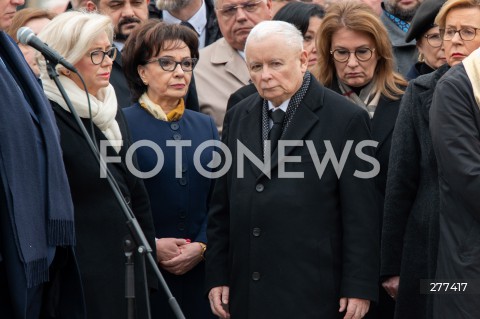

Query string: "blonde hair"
[[37, 11, 113, 73], [435, 0, 480, 29], [313, 0, 406, 100]]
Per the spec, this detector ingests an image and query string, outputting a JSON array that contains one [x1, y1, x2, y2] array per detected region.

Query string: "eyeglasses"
[[330, 48, 375, 63], [90, 47, 117, 65], [145, 57, 198, 72], [440, 27, 480, 41], [216, 0, 263, 18], [424, 33, 442, 48]]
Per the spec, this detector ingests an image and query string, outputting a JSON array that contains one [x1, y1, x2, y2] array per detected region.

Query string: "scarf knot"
[[42, 75, 123, 152]]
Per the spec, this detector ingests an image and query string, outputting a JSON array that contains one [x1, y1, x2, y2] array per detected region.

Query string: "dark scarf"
[[261, 71, 311, 156], [0, 32, 75, 287]]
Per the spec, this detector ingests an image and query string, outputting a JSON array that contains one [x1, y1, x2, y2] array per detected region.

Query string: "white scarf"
[[42, 75, 123, 152], [463, 47, 480, 110]]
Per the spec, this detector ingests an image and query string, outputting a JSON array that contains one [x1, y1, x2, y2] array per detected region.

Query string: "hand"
[[159, 242, 203, 275], [208, 286, 230, 319], [155, 238, 187, 263], [339, 297, 370, 319], [382, 276, 400, 299]]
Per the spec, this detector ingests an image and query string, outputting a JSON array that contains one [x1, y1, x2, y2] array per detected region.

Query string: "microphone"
[[17, 27, 77, 73]]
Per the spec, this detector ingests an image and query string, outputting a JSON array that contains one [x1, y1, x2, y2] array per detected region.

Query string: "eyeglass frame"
[[423, 33, 442, 48], [329, 48, 376, 63], [144, 57, 198, 72], [89, 47, 117, 65], [439, 27, 480, 41], [216, 0, 264, 18]]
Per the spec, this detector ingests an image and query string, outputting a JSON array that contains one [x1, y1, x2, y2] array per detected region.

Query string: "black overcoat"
[[206, 78, 380, 319], [430, 63, 480, 319], [381, 65, 449, 319], [51, 101, 157, 319]]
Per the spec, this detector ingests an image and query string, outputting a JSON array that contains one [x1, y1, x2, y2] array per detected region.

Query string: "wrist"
[[198, 242, 206, 260]]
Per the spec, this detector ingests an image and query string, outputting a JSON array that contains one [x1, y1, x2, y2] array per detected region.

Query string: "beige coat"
[[195, 38, 250, 135]]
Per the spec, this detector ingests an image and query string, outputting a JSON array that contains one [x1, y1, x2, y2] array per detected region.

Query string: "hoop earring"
[[418, 52, 425, 63]]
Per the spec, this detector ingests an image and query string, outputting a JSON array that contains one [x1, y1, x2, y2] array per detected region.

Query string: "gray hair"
[[245, 20, 303, 57], [37, 11, 113, 73]]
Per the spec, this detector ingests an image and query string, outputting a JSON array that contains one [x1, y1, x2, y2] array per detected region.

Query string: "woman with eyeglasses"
[[37, 11, 157, 319], [404, 1, 447, 81], [122, 20, 218, 319], [381, 1, 480, 319], [314, 2, 407, 318]]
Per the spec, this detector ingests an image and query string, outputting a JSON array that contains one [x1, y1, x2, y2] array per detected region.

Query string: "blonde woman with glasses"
[[38, 11, 157, 319]]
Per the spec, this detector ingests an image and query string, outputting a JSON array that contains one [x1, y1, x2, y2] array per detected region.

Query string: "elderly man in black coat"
[[206, 20, 380, 319]]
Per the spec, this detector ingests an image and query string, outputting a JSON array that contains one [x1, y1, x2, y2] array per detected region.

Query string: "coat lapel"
[[53, 105, 128, 168], [114, 44, 123, 68], [415, 65, 450, 123], [261, 82, 323, 178], [211, 38, 250, 85], [238, 95, 264, 177], [370, 96, 400, 151]]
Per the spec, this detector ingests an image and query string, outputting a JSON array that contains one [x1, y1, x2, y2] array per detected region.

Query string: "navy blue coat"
[[123, 104, 218, 319], [0, 32, 85, 319]]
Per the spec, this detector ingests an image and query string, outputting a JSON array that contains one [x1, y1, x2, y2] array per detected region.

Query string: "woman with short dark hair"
[[122, 20, 218, 319]]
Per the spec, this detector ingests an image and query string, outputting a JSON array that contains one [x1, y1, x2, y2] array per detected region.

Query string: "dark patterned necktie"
[[268, 109, 285, 152], [180, 21, 198, 36]]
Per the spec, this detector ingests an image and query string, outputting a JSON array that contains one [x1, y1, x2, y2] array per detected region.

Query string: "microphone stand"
[[45, 60, 186, 319]]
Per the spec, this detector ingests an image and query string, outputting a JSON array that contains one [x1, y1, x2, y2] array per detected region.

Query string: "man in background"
[[149, 0, 222, 48], [194, 0, 272, 135], [381, 0, 422, 75]]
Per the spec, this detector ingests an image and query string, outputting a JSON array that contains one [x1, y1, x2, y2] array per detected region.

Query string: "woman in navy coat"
[[122, 21, 218, 319]]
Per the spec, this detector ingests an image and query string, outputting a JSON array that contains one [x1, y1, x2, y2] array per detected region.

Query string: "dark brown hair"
[[122, 19, 199, 101]]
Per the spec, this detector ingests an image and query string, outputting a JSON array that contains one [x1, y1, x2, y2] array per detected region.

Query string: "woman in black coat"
[[380, 0, 480, 318], [404, 0, 446, 81], [315, 3, 407, 318], [38, 11, 156, 318]]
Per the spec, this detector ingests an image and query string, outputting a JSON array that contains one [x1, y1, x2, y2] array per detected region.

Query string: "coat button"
[[252, 228, 261, 237], [179, 211, 186, 219], [252, 272, 261, 281], [182, 165, 187, 173], [255, 184, 264, 192], [170, 123, 179, 130], [173, 133, 182, 140], [179, 177, 187, 185], [178, 222, 185, 231]]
